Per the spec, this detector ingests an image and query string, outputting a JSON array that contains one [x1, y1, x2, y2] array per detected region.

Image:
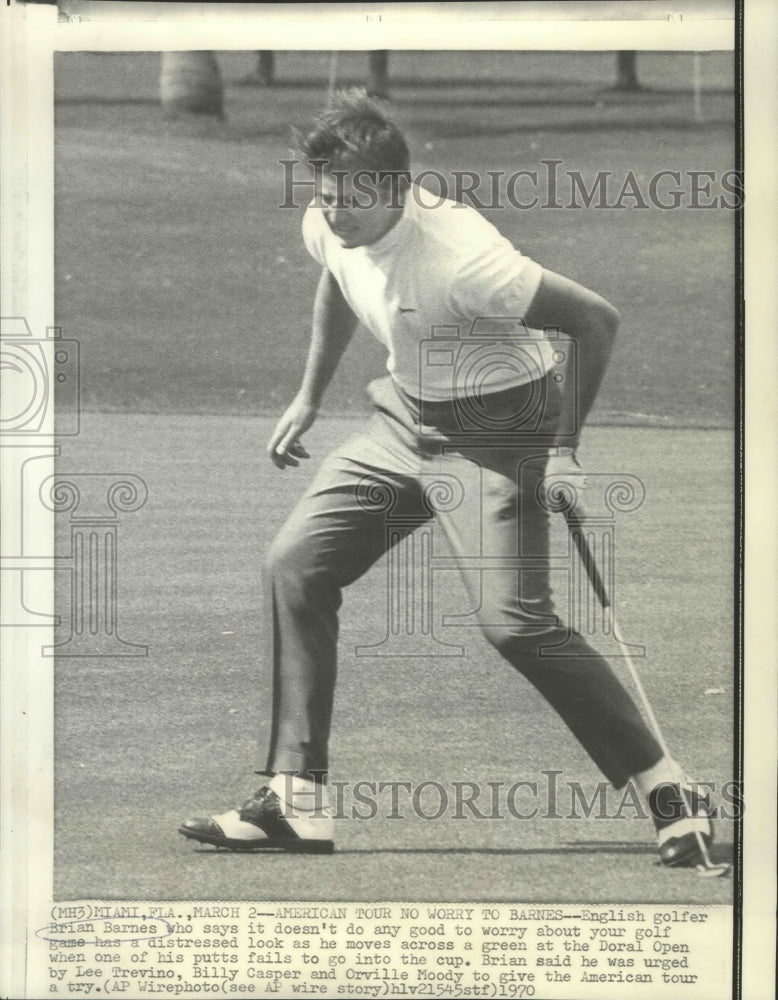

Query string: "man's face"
[[318, 169, 404, 248]]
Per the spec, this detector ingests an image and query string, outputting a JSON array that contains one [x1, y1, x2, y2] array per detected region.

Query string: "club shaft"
[[565, 513, 611, 608]]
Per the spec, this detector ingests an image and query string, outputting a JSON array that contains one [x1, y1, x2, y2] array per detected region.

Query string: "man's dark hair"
[[296, 89, 410, 176]]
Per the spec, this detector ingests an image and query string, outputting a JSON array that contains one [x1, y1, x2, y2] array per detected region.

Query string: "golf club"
[[561, 504, 731, 878]]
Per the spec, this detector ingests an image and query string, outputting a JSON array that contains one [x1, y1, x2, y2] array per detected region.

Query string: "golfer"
[[181, 92, 712, 866]]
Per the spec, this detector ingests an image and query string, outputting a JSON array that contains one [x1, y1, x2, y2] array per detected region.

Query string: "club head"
[[695, 861, 731, 878]]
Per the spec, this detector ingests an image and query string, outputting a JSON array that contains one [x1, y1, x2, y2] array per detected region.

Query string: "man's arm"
[[523, 268, 620, 449], [267, 268, 358, 469]]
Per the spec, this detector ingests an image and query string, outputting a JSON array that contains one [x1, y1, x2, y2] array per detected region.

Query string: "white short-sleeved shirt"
[[302, 185, 554, 401]]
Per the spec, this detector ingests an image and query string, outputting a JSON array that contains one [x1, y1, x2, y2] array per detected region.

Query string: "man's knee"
[[265, 522, 345, 611], [266, 527, 319, 584], [266, 531, 294, 575], [479, 617, 558, 656]]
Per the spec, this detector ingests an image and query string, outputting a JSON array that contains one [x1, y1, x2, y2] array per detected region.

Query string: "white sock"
[[632, 756, 685, 799], [270, 773, 330, 814]]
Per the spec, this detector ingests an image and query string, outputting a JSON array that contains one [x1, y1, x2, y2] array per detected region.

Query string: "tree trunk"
[[160, 51, 224, 118], [367, 51, 389, 99], [615, 51, 640, 91], [255, 51, 275, 86]]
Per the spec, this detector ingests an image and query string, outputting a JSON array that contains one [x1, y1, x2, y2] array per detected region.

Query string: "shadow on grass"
[[55, 96, 160, 106], [232, 75, 734, 96], [407, 117, 733, 138], [54, 102, 733, 141], [187, 841, 733, 864]]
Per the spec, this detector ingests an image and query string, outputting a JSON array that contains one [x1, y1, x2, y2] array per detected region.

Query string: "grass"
[[54, 50, 736, 425], [53, 415, 734, 903]]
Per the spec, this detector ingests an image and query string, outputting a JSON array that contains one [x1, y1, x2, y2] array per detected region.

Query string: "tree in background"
[[240, 52, 275, 86], [160, 51, 224, 118], [367, 51, 389, 98], [615, 51, 641, 91], [255, 51, 276, 86], [241, 51, 388, 96]]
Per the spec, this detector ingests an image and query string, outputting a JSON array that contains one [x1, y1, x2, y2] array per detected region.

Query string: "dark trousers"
[[264, 376, 662, 787]]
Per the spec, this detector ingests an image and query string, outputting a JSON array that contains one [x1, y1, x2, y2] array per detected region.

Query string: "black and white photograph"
[[1, 2, 775, 999]]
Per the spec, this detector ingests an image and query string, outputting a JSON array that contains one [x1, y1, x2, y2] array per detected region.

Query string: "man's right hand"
[[541, 447, 589, 518], [267, 395, 318, 469]]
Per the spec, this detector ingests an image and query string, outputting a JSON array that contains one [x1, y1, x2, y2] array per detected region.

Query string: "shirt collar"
[[363, 192, 414, 258]]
